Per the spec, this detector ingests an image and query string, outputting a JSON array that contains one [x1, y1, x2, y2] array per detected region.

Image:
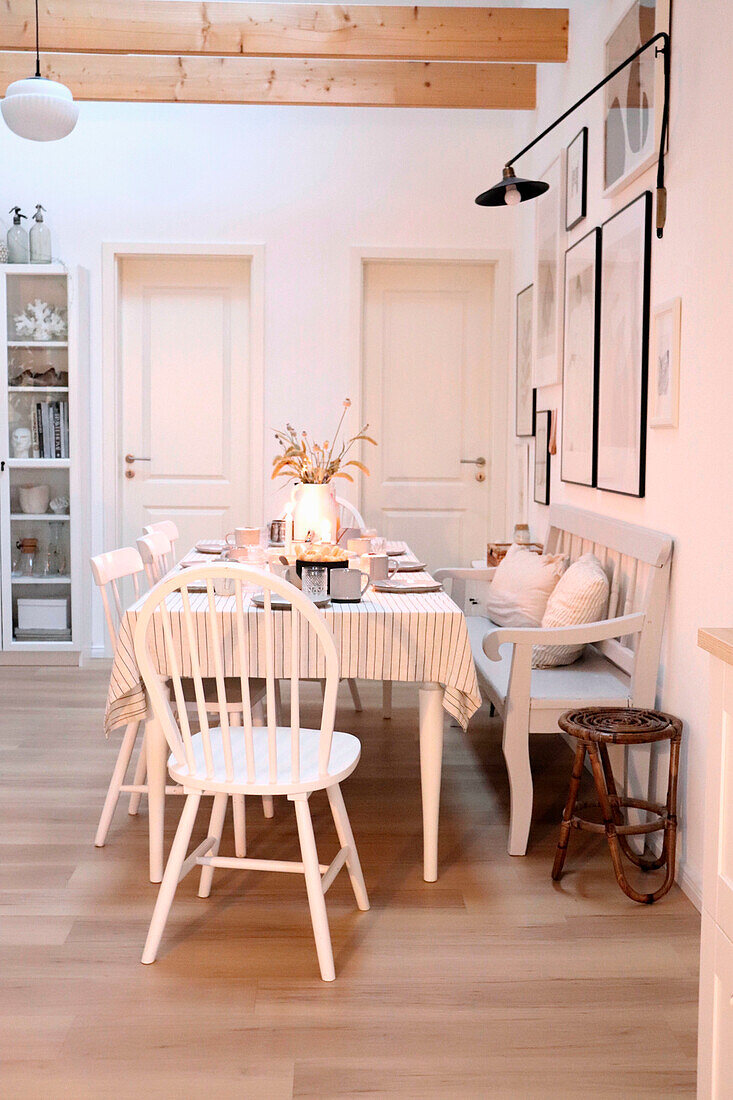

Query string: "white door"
[[118, 256, 253, 551], [361, 261, 494, 569]]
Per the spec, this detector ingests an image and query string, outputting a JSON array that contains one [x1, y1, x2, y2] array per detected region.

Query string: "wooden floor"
[[0, 669, 699, 1098]]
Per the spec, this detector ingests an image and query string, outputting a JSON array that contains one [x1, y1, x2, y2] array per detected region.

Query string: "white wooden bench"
[[436, 505, 673, 856]]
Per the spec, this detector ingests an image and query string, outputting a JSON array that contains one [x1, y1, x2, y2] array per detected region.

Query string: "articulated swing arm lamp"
[[476, 32, 671, 239]]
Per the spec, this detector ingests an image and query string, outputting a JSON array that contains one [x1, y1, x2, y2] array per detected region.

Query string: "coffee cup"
[[226, 527, 260, 548], [367, 554, 399, 581], [221, 546, 249, 563], [347, 536, 373, 555], [330, 567, 370, 603]]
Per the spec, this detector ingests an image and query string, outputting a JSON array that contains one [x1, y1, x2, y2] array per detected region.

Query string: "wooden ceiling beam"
[[0, 52, 536, 109], [0, 2, 568, 63]]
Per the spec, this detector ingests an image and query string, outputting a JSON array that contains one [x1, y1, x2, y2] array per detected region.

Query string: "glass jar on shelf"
[[15, 537, 38, 577]]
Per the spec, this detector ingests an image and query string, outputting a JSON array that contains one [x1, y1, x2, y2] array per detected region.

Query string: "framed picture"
[[533, 155, 564, 388], [533, 410, 551, 505], [597, 192, 652, 497], [565, 127, 588, 231], [649, 297, 681, 427], [561, 227, 601, 487], [513, 441, 530, 527], [515, 284, 535, 436], [604, 0, 671, 195]]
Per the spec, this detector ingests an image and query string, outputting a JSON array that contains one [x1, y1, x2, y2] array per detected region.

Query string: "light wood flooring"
[[0, 669, 699, 1098]]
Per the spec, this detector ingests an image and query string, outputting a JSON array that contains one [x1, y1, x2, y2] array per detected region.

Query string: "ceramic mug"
[[226, 527, 260, 548], [367, 554, 399, 581], [330, 567, 369, 603], [347, 536, 373, 555]]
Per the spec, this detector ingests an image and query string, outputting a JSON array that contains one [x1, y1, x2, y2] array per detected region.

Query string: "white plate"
[[251, 590, 330, 609], [195, 539, 227, 554], [395, 560, 427, 572], [372, 577, 442, 594]]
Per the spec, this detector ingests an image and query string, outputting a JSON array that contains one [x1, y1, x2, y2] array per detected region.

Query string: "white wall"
[[512, 0, 733, 903], [2, 98, 521, 653]]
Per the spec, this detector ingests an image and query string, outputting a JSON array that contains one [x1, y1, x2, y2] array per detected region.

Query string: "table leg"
[[146, 703, 168, 883], [419, 682, 445, 883]]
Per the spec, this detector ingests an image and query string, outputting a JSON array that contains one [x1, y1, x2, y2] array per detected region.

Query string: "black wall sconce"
[[476, 31, 671, 239]]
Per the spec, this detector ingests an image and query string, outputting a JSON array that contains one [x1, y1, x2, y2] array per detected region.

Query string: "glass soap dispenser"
[[7, 207, 29, 263], [29, 205, 52, 263]]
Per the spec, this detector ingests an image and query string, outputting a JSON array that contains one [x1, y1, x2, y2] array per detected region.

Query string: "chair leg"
[[293, 795, 336, 982], [552, 741, 586, 881], [347, 678, 363, 713], [382, 680, 392, 720], [142, 792, 201, 964], [199, 792, 228, 898], [128, 728, 147, 815], [262, 795, 275, 819], [273, 679, 283, 722], [327, 783, 370, 911], [95, 721, 140, 847], [232, 794, 247, 858]]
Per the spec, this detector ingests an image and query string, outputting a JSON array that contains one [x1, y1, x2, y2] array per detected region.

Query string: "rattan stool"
[[552, 707, 682, 904]]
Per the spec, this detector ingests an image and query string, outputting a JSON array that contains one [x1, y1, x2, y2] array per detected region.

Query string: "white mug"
[[367, 554, 399, 581], [330, 567, 369, 602], [226, 527, 260, 548], [348, 536, 373, 555]]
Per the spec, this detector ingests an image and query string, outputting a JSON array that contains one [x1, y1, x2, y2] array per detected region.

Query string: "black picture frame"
[[565, 127, 588, 231], [597, 191, 652, 498], [561, 226, 602, 488], [533, 410, 551, 505], [515, 283, 535, 437]]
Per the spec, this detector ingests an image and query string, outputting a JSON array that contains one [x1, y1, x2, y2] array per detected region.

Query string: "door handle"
[[460, 457, 486, 466], [125, 454, 151, 463]]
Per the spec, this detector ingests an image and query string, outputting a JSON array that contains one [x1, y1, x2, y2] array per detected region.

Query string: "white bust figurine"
[[11, 426, 32, 459]]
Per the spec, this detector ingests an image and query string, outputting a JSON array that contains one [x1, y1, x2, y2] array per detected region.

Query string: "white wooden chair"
[[136, 531, 172, 586], [91, 546, 154, 844], [143, 520, 179, 568], [335, 495, 366, 531], [436, 505, 673, 856], [135, 563, 369, 981]]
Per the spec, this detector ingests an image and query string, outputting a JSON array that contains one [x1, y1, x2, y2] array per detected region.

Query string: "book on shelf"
[[32, 399, 69, 459]]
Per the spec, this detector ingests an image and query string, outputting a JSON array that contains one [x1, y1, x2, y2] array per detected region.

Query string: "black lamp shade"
[[475, 169, 549, 207]]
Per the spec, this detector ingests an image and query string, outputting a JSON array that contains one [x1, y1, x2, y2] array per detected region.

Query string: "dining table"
[[104, 540, 482, 884]]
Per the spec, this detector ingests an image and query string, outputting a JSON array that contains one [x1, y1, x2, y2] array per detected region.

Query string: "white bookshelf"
[[0, 264, 87, 658]]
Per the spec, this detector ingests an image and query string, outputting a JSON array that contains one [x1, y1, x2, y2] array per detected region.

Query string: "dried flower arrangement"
[[271, 398, 377, 484], [14, 299, 67, 342]]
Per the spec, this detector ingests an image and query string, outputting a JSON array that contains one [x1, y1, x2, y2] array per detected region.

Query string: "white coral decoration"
[[14, 299, 67, 341]]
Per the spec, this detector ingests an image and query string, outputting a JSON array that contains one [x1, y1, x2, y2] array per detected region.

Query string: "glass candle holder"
[[301, 563, 328, 601]]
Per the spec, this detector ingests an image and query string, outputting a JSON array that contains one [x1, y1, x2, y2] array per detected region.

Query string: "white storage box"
[[17, 597, 68, 631]]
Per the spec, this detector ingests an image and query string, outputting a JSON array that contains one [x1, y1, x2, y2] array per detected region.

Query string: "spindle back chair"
[[134, 563, 368, 980], [143, 520, 179, 568], [136, 531, 172, 586]]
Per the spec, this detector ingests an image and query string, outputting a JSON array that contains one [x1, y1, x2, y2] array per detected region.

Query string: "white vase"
[[291, 483, 338, 542]]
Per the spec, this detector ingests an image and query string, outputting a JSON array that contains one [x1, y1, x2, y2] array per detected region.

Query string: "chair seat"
[[466, 615, 631, 710], [168, 725, 361, 795]]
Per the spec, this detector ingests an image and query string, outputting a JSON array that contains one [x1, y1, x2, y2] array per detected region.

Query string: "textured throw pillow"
[[485, 544, 567, 628], [532, 553, 610, 668]]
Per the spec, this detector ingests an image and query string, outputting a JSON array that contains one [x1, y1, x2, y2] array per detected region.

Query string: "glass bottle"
[[29, 205, 52, 263], [7, 207, 29, 263]]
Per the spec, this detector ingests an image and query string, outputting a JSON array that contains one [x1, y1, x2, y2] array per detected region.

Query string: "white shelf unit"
[[0, 264, 87, 658]]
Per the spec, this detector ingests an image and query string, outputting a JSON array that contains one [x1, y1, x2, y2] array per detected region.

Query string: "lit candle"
[[284, 503, 294, 556], [321, 521, 332, 545]]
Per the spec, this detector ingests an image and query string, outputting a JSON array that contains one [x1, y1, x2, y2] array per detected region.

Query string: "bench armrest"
[[434, 566, 497, 583], [482, 612, 646, 661]]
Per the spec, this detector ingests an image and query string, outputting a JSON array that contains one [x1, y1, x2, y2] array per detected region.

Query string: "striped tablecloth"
[[104, 543, 481, 735]]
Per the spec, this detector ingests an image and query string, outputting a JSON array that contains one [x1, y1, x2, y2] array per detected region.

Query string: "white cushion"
[[168, 725, 361, 793], [533, 553, 610, 668], [484, 543, 567, 628], [466, 615, 630, 709]]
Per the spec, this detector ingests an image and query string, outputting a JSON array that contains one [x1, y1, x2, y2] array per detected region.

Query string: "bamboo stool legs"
[[552, 707, 682, 905]]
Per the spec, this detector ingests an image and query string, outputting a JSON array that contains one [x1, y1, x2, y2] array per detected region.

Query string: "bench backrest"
[[543, 505, 673, 704]]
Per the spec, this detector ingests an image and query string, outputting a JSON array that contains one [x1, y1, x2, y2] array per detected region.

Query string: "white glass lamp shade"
[[1, 77, 79, 141]]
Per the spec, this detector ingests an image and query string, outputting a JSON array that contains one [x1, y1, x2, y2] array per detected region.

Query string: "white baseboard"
[[677, 862, 702, 913]]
